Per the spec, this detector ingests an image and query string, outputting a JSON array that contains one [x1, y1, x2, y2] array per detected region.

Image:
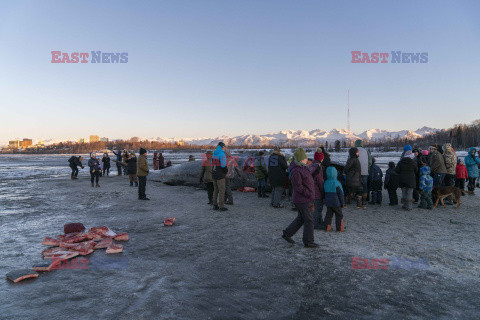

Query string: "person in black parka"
[[268, 146, 288, 208], [126, 152, 138, 187], [102, 153, 111, 177], [68, 156, 84, 179], [344, 147, 364, 209], [384, 161, 399, 205], [395, 151, 418, 211]]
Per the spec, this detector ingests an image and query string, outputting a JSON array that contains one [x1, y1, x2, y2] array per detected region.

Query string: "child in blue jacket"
[[368, 157, 383, 205], [419, 166, 434, 210], [323, 167, 345, 232]]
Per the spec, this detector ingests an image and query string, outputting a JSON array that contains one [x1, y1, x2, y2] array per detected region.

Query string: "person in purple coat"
[[282, 148, 318, 248], [308, 151, 325, 229]]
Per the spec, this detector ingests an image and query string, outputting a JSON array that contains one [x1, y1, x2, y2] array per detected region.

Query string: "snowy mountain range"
[[5, 127, 438, 147], [148, 126, 440, 146]]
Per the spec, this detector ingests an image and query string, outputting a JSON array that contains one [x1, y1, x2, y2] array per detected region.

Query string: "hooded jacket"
[[323, 167, 344, 207], [268, 152, 288, 187], [395, 157, 418, 189], [384, 168, 399, 190], [289, 160, 315, 204], [344, 148, 362, 188], [307, 160, 324, 200], [419, 166, 434, 192], [465, 147, 480, 178], [254, 155, 268, 180], [137, 154, 149, 177], [126, 155, 137, 175], [456, 163, 468, 179], [429, 149, 447, 174], [443, 144, 457, 175], [212, 145, 228, 180], [88, 156, 101, 173], [200, 155, 213, 183], [354, 140, 372, 176]]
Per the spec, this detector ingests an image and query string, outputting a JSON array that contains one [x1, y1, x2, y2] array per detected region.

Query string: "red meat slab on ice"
[[88, 226, 117, 238], [6, 269, 39, 283], [95, 238, 113, 249], [32, 259, 62, 272], [63, 223, 85, 234], [84, 231, 102, 241], [43, 249, 80, 260], [114, 232, 129, 241], [60, 241, 96, 255], [57, 232, 82, 241], [42, 237, 60, 246], [106, 243, 123, 254], [164, 218, 175, 226]]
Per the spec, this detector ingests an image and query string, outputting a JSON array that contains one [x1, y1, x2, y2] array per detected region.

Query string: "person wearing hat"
[[282, 148, 318, 248], [88, 152, 101, 187], [429, 145, 447, 187], [268, 146, 288, 208], [200, 150, 214, 204], [137, 148, 150, 200], [212, 142, 228, 211], [308, 150, 325, 228], [465, 147, 480, 193], [395, 150, 418, 211], [126, 152, 138, 187]]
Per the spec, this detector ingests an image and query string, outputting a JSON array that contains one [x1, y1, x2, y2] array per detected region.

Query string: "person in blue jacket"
[[465, 147, 480, 193], [368, 157, 383, 205], [323, 167, 345, 232], [418, 166, 434, 210]]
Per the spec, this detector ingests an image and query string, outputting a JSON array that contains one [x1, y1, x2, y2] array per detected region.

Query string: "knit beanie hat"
[[314, 151, 324, 162], [404, 145, 412, 152], [139, 148, 147, 155], [294, 148, 307, 162], [421, 150, 429, 156]]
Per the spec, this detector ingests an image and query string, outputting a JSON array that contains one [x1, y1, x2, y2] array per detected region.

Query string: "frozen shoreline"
[[1, 169, 480, 318]]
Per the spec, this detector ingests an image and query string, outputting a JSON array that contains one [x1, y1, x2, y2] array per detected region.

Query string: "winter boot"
[[362, 193, 368, 207], [135, 181, 138, 187], [96, 182, 100, 187], [325, 225, 332, 232], [130, 181, 133, 187], [356, 195, 365, 209], [337, 219, 345, 232], [91, 182, 94, 187]]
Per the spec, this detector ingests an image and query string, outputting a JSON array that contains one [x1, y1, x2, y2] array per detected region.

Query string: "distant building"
[[20, 139, 33, 148], [100, 137, 109, 142], [89, 135, 100, 143], [8, 140, 20, 148], [176, 140, 185, 146], [78, 138, 86, 143]]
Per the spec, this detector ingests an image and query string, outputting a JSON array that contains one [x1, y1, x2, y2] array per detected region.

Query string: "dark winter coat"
[[126, 156, 137, 175], [384, 168, 399, 190], [395, 157, 418, 189], [307, 160, 324, 200], [289, 161, 315, 204], [430, 150, 447, 174], [368, 163, 383, 191], [102, 156, 111, 169], [88, 158, 101, 173], [268, 152, 288, 187], [68, 156, 83, 168], [344, 148, 362, 188]]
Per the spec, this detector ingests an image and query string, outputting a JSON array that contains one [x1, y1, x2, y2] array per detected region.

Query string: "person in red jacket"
[[456, 159, 468, 192]]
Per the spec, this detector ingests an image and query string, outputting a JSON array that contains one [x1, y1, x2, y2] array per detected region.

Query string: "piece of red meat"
[[114, 232, 129, 241], [42, 237, 60, 246], [57, 232, 82, 241], [32, 259, 62, 272], [6, 269, 39, 283], [164, 218, 175, 226], [95, 238, 113, 249], [64, 223, 85, 234], [106, 243, 123, 254]]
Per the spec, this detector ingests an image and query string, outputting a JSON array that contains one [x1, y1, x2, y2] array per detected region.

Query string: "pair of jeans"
[[361, 175, 369, 194], [313, 199, 324, 228], [401, 187, 413, 210], [283, 202, 314, 245], [257, 178, 266, 188], [324, 207, 343, 231], [213, 178, 226, 208], [138, 176, 147, 199], [419, 191, 433, 209], [387, 188, 398, 205], [205, 182, 214, 203], [455, 178, 465, 191], [433, 173, 446, 187], [225, 178, 233, 203], [270, 186, 284, 207], [90, 171, 99, 183]]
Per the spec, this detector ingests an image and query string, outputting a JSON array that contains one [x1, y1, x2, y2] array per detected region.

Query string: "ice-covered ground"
[[1, 154, 479, 319]]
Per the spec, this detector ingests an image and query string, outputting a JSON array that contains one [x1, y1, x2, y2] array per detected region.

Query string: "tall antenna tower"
[[347, 89, 351, 133]]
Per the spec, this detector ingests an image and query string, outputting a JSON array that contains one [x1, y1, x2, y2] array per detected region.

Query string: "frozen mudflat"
[[1, 154, 480, 319]]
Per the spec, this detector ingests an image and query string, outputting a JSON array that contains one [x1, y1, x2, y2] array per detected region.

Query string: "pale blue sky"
[[1, 0, 479, 144]]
